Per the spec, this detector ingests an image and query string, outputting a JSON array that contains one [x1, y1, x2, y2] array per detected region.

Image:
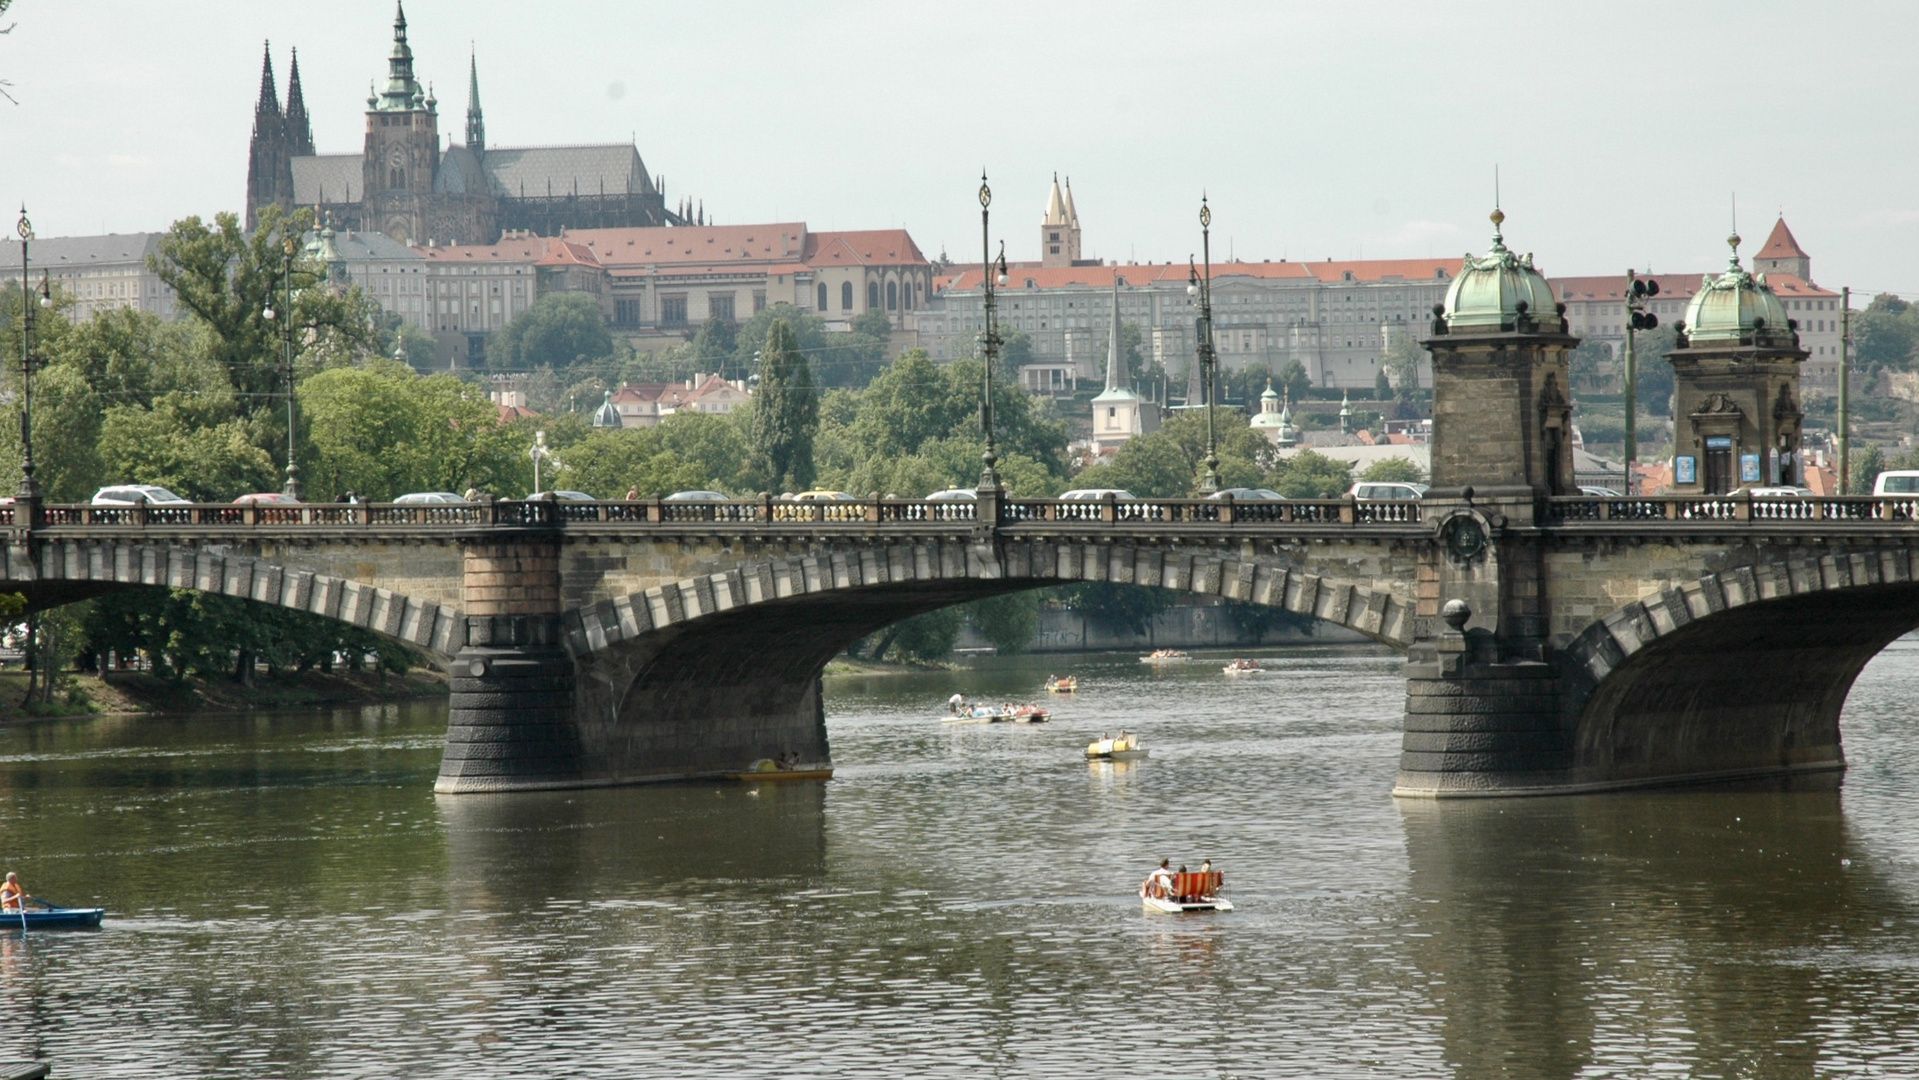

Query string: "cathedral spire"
[[285, 47, 314, 158], [379, 0, 423, 111], [254, 41, 282, 121], [465, 49, 486, 153]]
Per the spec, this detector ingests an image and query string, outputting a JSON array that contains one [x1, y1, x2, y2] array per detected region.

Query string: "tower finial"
[[1728, 193, 1742, 269]]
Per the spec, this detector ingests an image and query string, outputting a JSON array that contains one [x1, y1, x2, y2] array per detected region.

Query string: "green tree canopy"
[[1359, 456, 1424, 483], [1268, 448, 1354, 498], [750, 319, 820, 492], [299, 361, 526, 500], [488, 292, 614, 374]]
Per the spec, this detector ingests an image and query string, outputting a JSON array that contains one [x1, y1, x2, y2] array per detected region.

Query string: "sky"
[[3, 1, 1917, 296]]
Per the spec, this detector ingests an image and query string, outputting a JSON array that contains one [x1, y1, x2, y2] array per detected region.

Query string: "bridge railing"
[[1001, 497, 1368, 525], [1543, 494, 1919, 523]]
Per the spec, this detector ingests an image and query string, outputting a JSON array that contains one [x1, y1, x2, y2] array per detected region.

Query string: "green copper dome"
[[1681, 233, 1795, 348], [1442, 209, 1557, 332]]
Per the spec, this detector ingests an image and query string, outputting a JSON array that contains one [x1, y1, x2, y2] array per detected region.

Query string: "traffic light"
[[1629, 277, 1660, 330]]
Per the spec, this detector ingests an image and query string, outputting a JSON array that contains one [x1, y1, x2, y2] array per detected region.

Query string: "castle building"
[[246, 3, 684, 245], [1040, 175, 1082, 268]]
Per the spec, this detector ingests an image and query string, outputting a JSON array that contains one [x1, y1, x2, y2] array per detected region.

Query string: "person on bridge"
[[0, 872, 30, 912]]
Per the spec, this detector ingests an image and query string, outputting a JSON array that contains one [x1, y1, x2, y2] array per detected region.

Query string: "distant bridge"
[[2, 488, 1917, 797]]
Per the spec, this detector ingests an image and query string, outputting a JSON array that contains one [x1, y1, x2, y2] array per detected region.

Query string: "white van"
[[1873, 470, 1919, 496]]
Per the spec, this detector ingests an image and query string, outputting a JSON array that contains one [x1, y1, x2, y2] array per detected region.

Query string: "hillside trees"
[[749, 319, 819, 492]]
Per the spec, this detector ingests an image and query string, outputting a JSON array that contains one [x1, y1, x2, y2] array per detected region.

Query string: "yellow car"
[[779, 490, 865, 522]]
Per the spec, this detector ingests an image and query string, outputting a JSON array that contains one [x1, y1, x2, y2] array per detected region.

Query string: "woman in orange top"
[[0, 872, 25, 912]]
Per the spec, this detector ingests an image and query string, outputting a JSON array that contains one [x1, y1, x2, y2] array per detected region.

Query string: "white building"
[[1090, 279, 1154, 451], [3, 233, 178, 321]]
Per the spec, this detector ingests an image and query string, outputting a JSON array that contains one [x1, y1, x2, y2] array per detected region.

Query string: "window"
[[841, 281, 853, 310], [817, 283, 829, 310], [753, 291, 767, 314], [615, 299, 640, 326], [709, 293, 736, 322], [887, 281, 898, 310], [661, 295, 688, 326], [868, 282, 880, 309]]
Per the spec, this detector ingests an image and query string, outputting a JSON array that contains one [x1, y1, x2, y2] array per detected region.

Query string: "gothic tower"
[[1040, 174, 1081, 268], [465, 50, 486, 155], [285, 47, 314, 158], [245, 42, 294, 230], [362, 1, 441, 244]]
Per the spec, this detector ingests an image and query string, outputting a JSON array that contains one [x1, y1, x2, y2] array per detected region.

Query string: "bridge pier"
[[436, 541, 586, 793]]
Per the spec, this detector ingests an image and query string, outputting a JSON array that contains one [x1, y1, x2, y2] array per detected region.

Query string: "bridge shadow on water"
[[1398, 781, 1916, 1077], [435, 782, 827, 917]]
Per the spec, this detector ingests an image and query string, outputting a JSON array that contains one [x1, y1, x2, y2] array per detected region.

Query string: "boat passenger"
[[0, 873, 26, 913], [948, 693, 965, 715], [1142, 858, 1175, 900]]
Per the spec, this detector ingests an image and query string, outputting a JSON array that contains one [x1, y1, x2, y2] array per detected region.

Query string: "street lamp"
[[1621, 269, 1660, 496], [262, 234, 303, 499], [1188, 196, 1220, 493], [14, 206, 50, 502], [530, 429, 554, 495], [975, 171, 1008, 493]]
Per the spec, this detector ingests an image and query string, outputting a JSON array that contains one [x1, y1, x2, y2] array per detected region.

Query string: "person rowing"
[[0, 872, 32, 912]]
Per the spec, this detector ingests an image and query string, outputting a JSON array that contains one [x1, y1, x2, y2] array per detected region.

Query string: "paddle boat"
[[1085, 731, 1147, 761], [1139, 649, 1190, 664], [1222, 658, 1265, 676], [942, 703, 1050, 724], [1045, 675, 1079, 693], [724, 758, 833, 781], [1140, 867, 1231, 914], [0, 903, 104, 930]]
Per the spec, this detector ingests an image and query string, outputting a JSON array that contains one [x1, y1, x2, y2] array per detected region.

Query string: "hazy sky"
[[4, 1, 1917, 295]]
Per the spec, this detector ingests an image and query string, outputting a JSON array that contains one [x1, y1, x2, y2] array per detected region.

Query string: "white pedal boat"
[[1140, 869, 1232, 913]]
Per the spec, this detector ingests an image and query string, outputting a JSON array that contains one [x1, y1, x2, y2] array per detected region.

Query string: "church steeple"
[[246, 41, 293, 230], [378, 1, 424, 111], [285, 47, 314, 158], [465, 50, 486, 154]]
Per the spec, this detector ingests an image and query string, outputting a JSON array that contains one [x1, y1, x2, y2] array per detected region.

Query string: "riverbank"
[[0, 667, 448, 719], [823, 656, 951, 677]]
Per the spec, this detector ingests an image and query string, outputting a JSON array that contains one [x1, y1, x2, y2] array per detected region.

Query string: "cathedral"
[[246, 3, 687, 245]]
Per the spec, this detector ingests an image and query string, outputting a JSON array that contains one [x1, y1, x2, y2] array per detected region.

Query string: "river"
[[0, 641, 1916, 1077]]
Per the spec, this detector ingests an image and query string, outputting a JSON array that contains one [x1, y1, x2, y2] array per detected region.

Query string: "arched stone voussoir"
[[11, 540, 461, 659], [561, 543, 1418, 657]]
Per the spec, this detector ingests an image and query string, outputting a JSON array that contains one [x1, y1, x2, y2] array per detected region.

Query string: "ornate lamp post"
[[975, 171, 1008, 494], [262, 235, 303, 499], [15, 207, 50, 502], [1188, 196, 1220, 493]]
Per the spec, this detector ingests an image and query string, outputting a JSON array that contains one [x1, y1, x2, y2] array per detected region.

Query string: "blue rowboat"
[[4, 905, 104, 930]]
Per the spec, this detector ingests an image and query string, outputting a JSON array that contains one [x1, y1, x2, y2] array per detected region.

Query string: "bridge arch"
[[548, 537, 1418, 787], [1558, 547, 1919, 789], [5, 541, 463, 661]]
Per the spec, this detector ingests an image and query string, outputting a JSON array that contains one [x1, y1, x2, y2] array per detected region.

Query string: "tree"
[[487, 293, 613, 373], [1057, 581, 1177, 636], [999, 329, 1034, 379], [691, 316, 738, 377], [1568, 339, 1613, 391], [1359, 456, 1424, 483], [1853, 293, 1919, 371], [1276, 358, 1311, 403], [963, 592, 1040, 655], [299, 361, 526, 499], [871, 606, 963, 664], [1268, 448, 1354, 498], [1851, 443, 1887, 496], [749, 319, 819, 492], [1633, 326, 1679, 416], [1381, 335, 1427, 399], [1072, 433, 1195, 498]]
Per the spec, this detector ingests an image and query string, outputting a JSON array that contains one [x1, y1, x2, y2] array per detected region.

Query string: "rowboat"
[[1, 905, 104, 930], [1141, 870, 1231, 914], [1222, 658, 1264, 676], [724, 760, 833, 781], [1086, 733, 1148, 761], [1139, 649, 1190, 664]]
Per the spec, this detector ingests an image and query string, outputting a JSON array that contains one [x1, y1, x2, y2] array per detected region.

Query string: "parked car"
[[663, 490, 731, 502], [924, 489, 977, 502], [1349, 482, 1428, 501], [392, 491, 467, 505], [1736, 486, 1816, 497], [1872, 470, 1919, 496], [1206, 487, 1286, 501], [1578, 486, 1623, 498], [1058, 488, 1137, 501], [234, 492, 300, 505], [528, 490, 597, 501], [92, 484, 190, 506]]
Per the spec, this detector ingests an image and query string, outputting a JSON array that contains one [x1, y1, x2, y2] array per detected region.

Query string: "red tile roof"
[[938, 257, 1462, 292], [801, 229, 929, 268], [1756, 217, 1807, 261], [561, 223, 810, 268], [1551, 271, 1835, 302]]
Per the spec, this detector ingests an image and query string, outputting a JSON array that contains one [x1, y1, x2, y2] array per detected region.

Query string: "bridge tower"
[[1397, 209, 1580, 796], [1665, 233, 1808, 494]]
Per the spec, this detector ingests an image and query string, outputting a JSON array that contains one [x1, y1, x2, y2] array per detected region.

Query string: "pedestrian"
[[625, 486, 639, 501]]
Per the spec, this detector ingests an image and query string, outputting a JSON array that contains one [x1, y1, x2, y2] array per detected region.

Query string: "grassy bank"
[[0, 667, 448, 720]]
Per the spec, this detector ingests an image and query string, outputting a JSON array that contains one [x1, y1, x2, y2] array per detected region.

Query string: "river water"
[[0, 642, 1917, 1078]]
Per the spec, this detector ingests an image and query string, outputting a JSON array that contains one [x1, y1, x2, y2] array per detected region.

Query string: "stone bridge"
[[3, 217, 1910, 799]]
